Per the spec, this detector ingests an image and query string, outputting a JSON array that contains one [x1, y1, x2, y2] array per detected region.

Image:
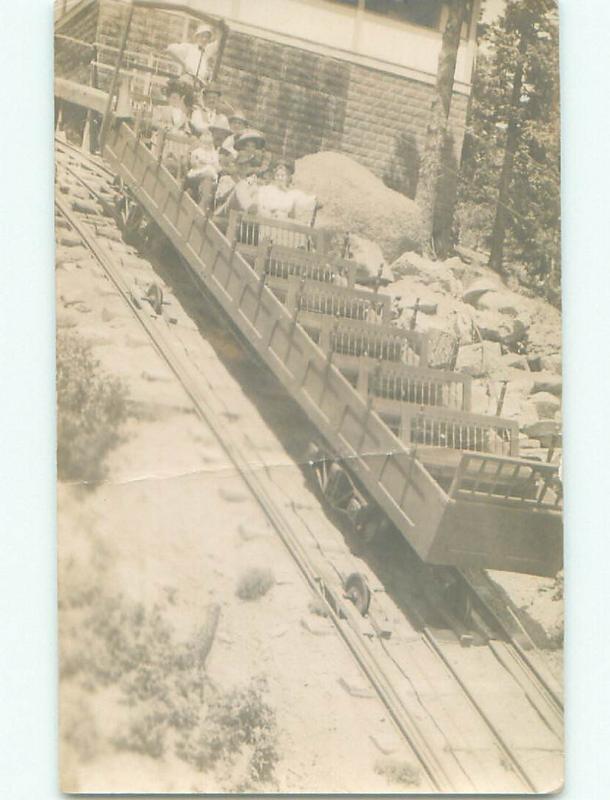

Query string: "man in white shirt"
[[167, 23, 219, 86], [190, 83, 225, 136]]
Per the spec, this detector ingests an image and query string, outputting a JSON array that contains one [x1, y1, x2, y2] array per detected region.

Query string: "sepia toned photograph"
[[54, 0, 563, 793]]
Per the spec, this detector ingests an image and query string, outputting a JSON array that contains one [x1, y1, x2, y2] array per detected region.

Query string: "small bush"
[[62, 589, 280, 787], [62, 701, 100, 762], [236, 567, 275, 601], [113, 711, 167, 759], [176, 678, 279, 786], [56, 332, 129, 483], [374, 757, 421, 788]]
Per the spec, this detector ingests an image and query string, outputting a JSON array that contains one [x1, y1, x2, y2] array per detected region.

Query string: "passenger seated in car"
[[208, 115, 232, 149], [256, 160, 318, 222], [152, 79, 192, 133], [184, 130, 219, 212], [150, 81, 195, 177], [190, 82, 227, 135], [222, 109, 248, 156], [166, 23, 219, 86], [234, 129, 272, 180], [215, 145, 238, 211]]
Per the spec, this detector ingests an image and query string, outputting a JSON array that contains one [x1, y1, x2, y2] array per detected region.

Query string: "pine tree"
[[458, 0, 560, 300], [416, 0, 469, 259]]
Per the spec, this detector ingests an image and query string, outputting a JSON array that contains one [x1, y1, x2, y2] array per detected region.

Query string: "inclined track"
[[55, 139, 563, 792]]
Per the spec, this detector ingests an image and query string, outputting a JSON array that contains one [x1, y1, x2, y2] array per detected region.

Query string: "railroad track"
[[55, 138, 563, 792]]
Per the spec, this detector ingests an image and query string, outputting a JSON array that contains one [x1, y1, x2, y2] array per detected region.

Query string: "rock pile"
[[387, 249, 562, 459], [293, 148, 561, 459]]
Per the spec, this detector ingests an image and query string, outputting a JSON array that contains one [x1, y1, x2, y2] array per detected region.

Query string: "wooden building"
[[55, 0, 481, 192]]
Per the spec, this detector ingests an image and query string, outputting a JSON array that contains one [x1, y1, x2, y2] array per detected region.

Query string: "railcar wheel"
[[124, 203, 144, 237], [441, 575, 473, 626], [344, 572, 371, 616]]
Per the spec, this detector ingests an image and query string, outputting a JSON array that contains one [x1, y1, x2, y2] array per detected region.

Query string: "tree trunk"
[[416, 0, 468, 259], [488, 35, 527, 273]]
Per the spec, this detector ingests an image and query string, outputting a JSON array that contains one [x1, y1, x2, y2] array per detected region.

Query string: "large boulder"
[[347, 235, 393, 283], [538, 353, 562, 375], [474, 309, 529, 348], [533, 372, 562, 397], [476, 289, 524, 318], [529, 391, 561, 419], [390, 251, 461, 296], [293, 151, 423, 261], [462, 277, 501, 306], [455, 341, 503, 378]]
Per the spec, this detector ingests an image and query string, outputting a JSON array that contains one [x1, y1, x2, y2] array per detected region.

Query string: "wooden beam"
[[54, 77, 109, 114]]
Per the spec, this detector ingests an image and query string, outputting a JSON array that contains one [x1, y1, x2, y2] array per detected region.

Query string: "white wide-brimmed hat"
[[234, 129, 266, 150], [195, 23, 213, 37], [228, 109, 248, 125]]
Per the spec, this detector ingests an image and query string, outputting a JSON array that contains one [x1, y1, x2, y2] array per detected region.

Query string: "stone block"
[[533, 373, 562, 397], [338, 676, 376, 699], [456, 341, 503, 378], [300, 617, 334, 637], [529, 391, 561, 419]]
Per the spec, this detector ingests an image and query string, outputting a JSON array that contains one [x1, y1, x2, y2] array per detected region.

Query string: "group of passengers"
[[151, 26, 318, 225]]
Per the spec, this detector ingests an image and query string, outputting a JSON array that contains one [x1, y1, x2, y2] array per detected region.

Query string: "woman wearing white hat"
[[167, 23, 219, 86], [222, 109, 249, 157]]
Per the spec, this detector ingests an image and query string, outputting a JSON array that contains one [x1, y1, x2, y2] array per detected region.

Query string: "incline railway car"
[[54, 0, 562, 590]]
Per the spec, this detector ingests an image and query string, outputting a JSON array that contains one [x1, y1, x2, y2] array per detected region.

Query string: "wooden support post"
[[462, 375, 472, 412], [99, 3, 134, 152], [495, 380, 508, 417], [356, 365, 369, 398], [419, 333, 429, 368], [213, 21, 230, 82]]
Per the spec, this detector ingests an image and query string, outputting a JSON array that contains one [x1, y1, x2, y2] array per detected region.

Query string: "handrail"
[[448, 452, 562, 508], [228, 210, 328, 254], [397, 404, 518, 457]]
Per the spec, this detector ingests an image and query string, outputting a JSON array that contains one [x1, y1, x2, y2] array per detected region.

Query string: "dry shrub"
[[61, 589, 279, 785], [236, 567, 275, 601], [176, 677, 278, 788], [62, 701, 100, 762], [113, 711, 167, 759], [374, 757, 421, 788], [56, 332, 128, 483]]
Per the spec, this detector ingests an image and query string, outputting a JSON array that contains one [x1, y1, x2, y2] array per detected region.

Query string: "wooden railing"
[[397, 405, 518, 458], [254, 243, 358, 289], [314, 317, 427, 367], [364, 362, 471, 411], [448, 454, 562, 508], [270, 275, 391, 327], [227, 210, 328, 259]]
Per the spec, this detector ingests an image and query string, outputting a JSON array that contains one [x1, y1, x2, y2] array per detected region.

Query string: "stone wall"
[[54, 2, 98, 84], [54, 0, 470, 194]]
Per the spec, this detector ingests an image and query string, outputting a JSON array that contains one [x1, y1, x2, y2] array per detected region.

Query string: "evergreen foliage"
[[457, 0, 561, 303]]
